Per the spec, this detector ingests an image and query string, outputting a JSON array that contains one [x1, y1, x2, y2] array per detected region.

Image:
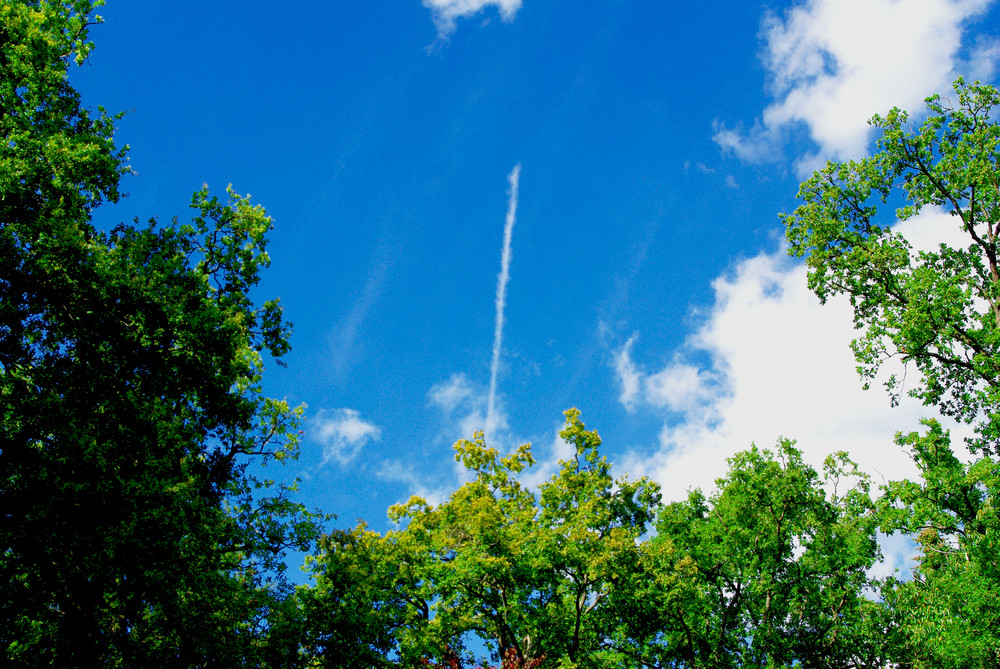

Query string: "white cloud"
[[428, 372, 476, 413], [423, 0, 523, 37], [326, 248, 393, 381], [716, 0, 998, 173], [618, 248, 915, 495], [618, 210, 976, 510], [684, 160, 716, 174], [311, 408, 382, 466], [967, 35, 1000, 79], [617, 337, 717, 414], [712, 119, 781, 164], [615, 341, 642, 410]]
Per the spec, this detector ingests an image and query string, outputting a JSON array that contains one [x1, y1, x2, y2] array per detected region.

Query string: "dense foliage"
[[302, 410, 661, 668], [301, 419, 884, 668], [1, 2, 320, 666], [4, 2, 1000, 667]]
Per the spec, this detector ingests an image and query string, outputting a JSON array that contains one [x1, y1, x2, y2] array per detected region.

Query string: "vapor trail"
[[486, 163, 521, 435]]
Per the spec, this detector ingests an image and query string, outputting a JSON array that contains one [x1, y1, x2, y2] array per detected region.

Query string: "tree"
[[616, 442, 886, 669], [0, 2, 320, 665], [294, 523, 415, 669], [877, 421, 1000, 669], [783, 79, 1000, 455], [782, 78, 1000, 667], [303, 409, 662, 668]]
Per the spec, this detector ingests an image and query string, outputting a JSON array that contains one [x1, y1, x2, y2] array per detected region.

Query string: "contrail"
[[486, 163, 521, 435]]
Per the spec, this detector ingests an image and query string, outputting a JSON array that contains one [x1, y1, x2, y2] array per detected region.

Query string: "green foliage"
[[783, 79, 1000, 454], [304, 416, 887, 669], [296, 524, 413, 668], [616, 441, 886, 669], [305, 410, 662, 669], [0, 1, 321, 665], [877, 422, 1000, 668]]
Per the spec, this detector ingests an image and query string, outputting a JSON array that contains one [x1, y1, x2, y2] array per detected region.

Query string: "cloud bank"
[[617, 252, 915, 500], [714, 0, 998, 173], [423, 0, 523, 37], [617, 210, 970, 503]]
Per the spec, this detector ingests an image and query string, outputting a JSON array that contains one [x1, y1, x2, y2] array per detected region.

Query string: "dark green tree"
[[1, 2, 320, 665], [877, 421, 1000, 669], [295, 523, 423, 669]]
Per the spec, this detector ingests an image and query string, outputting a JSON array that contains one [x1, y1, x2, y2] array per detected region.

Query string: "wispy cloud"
[[683, 160, 716, 174], [428, 372, 476, 413], [428, 372, 508, 444], [486, 163, 521, 438], [327, 250, 392, 381], [617, 337, 718, 415], [311, 408, 382, 466], [377, 460, 450, 508], [423, 0, 523, 38], [714, 0, 998, 173]]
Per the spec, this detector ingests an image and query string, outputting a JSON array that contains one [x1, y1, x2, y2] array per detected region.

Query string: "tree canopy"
[[783, 79, 1000, 455], [302, 410, 662, 668], [301, 414, 890, 669], [620, 443, 885, 669]]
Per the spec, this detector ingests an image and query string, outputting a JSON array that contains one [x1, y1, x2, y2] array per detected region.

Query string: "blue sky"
[[74, 0, 999, 547]]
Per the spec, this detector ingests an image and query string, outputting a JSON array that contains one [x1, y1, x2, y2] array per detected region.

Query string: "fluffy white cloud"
[[423, 0, 523, 37], [311, 408, 382, 466], [617, 338, 717, 413], [617, 210, 974, 509], [715, 0, 997, 173]]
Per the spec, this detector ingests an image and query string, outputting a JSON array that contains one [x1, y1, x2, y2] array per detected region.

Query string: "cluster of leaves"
[[1, 2, 322, 666]]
